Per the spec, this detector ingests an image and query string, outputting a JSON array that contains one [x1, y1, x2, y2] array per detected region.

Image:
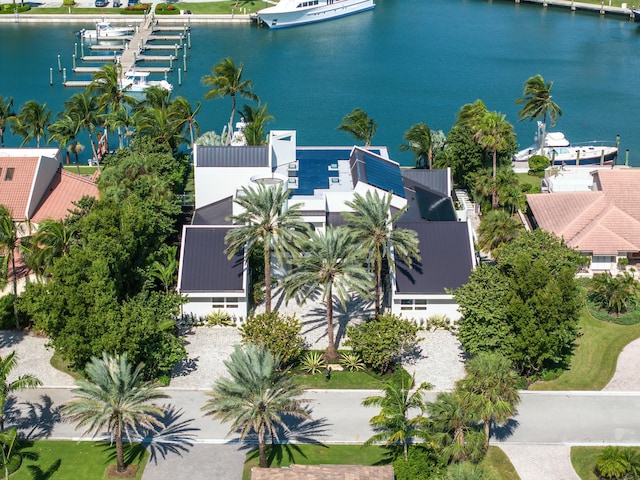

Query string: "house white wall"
[[181, 293, 248, 321], [26, 152, 62, 219], [390, 294, 461, 322], [194, 166, 272, 209]]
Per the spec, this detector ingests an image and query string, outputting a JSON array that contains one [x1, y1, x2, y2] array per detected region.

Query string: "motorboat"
[[121, 70, 173, 97], [514, 121, 618, 166], [255, 0, 374, 29], [77, 21, 135, 40]]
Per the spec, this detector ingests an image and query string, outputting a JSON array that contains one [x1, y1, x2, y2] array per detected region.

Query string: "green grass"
[[50, 352, 85, 381], [293, 370, 389, 389], [10, 440, 148, 479], [481, 446, 522, 480], [63, 165, 99, 176], [587, 300, 640, 325], [158, 1, 265, 14], [515, 172, 542, 193], [529, 308, 640, 390]]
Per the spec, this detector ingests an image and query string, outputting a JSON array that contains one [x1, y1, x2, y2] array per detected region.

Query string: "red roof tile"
[[31, 170, 98, 224], [0, 157, 39, 220]]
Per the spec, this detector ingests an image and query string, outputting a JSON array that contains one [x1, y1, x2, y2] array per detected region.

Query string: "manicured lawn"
[[515, 172, 542, 193], [162, 1, 265, 14], [63, 165, 99, 176], [293, 364, 413, 390], [571, 446, 600, 480], [10, 440, 148, 479], [530, 308, 640, 391], [481, 446, 522, 480]]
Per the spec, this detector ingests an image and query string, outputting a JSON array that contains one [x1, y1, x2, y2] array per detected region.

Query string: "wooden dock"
[[511, 0, 634, 18]]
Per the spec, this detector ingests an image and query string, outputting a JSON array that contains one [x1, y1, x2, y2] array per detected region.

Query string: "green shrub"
[[240, 312, 306, 367], [0, 295, 26, 330], [445, 462, 488, 480], [528, 154, 550, 173], [62, 0, 75, 5], [392, 446, 445, 480], [339, 352, 365, 372], [205, 309, 235, 327], [156, 3, 179, 13], [345, 313, 421, 375], [300, 351, 325, 375]]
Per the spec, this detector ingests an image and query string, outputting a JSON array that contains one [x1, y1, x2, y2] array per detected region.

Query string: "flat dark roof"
[[395, 222, 473, 294], [179, 226, 244, 293], [196, 145, 269, 168], [192, 196, 233, 226]]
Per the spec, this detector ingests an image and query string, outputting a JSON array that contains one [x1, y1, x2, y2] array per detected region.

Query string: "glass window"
[[5, 168, 14, 181]]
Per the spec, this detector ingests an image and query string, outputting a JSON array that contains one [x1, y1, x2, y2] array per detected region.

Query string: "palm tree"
[[457, 352, 520, 449], [596, 446, 630, 479], [61, 353, 167, 475], [170, 96, 201, 148], [426, 391, 484, 464], [473, 112, 514, 209], [476, 209, 523, 255], [241, 103, 274, 146], [337, 108, 377, 147], [282, 227, 372, 361], [0, 96, 15, 148], [48, 113, 80, 166], [64, 92, 101, 164], [589, 272, 640, 316], [342, 190, 421, 315], [515, 74, 562, 130], [0, 206, 22, 329], [202, 58, 259, 145], [10, 100, 51, 148], [0, 351, 41, 431], [202, 343, 311, 469], [149, 245, 178, 293], [0, 427, 18, 480], [400, 123, 433, 169], [23, 219, 76, 279], [224, 183, 308, 314], [362, 377, 431, 461]]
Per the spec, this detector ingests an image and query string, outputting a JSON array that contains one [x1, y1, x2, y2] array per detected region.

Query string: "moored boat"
[[256, 0, 374, 29], [514, 121, 618, 166], [77, 21, 135, 40], [121, 70, 173, 97]]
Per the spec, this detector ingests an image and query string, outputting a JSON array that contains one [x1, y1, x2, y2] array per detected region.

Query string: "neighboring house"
[[527, 168, 640, 272], [178, 131, 475, 321], [0, 148, 99, 288], [250, 464, 394, 480]]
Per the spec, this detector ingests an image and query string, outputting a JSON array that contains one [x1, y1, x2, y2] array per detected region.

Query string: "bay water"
[[1, 0, 640, 165]]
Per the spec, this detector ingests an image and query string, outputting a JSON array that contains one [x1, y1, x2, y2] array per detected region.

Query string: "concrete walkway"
[[499, 445, 580, 480]]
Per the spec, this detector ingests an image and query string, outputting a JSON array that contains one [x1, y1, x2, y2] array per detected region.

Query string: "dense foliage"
[[345, 313, 421, 375], [18, 140, 188, 380], [588, 272, 640, 317], [453, 230, 585, 377], [240, 312, 307, 367]]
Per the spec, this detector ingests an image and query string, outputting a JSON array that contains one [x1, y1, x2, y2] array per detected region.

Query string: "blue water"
[[1, 0, 640, 165]]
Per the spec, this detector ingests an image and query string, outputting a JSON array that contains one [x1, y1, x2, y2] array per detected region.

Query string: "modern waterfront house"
[[177, 130, 475, 321]]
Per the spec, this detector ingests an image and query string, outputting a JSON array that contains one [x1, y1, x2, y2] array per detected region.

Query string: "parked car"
[[95, 0, 108, 7], [127, 0, 138, 5], [113, 0, 121, 7]]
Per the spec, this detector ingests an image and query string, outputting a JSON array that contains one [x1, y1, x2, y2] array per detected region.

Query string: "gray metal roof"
[[349, 148, 406, 197], [394, 222, 473, 294], [401, 178, 457, 222], [192, 196, 233, 226], [327, 212, 348, 227], [401, 169, 450, 196], [179, 227, 244, 293], [196, 145, 269, 168]]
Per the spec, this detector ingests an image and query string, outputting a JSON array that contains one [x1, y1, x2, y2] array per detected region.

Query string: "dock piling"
[[74, 42, 77, 58], [626, 149, 630, 166], [49, 67, 53, 86], [188, 31, 191, 49], [63, 68, 67, 83], [183, 52, 187, 72], [178, 67, 182, 86], [73, 54, 76, 70], [57, 54, 61, 72]]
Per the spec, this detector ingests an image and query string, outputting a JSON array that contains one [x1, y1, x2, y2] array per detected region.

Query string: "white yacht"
[[77, 21, 135, 40], [256, 0, 374, 29], [121, 71, 173, 97]]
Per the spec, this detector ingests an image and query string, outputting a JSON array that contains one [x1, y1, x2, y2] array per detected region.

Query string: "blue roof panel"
[[361, 152, 405, 198]]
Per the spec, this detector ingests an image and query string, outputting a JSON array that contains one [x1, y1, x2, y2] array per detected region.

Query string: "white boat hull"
[[514, 144, 619, 166], [257, 0, 374, 29]]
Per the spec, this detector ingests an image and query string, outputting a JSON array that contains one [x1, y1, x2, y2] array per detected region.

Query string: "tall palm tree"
[[225, 183, 308, 314], [282, 227, 372, 361], [10, 100, 51, 148], [472, 112, 514, 209], [457, 352, 520, 449], [61, 353, 167, 475], [133, 87, 186, 150], [400, 123, 433, 169], [170, 96, 201, 148], [362, 377, 431, 461], [0, 206, 22, 329], [23, 219, 76, 280], [337, 108, 377, 147], [0, 351, 41, 431], [48, 113, 80, 166], [342, 190, 421, 315], [476, 209, 523, 255], [64, 92, 100, 164], [0, 95, 15, 148], [515, 74, 562, 131], [202, 343, 310, 468], [202, 58, 259, 145], [241, 103, 274, 146]]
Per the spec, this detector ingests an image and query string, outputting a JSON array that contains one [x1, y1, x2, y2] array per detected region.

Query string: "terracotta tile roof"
[[527, 169, 640, 255], [0, 157, 39, 220], [31, 170, 98, 224], [250, 465, 394, 480]]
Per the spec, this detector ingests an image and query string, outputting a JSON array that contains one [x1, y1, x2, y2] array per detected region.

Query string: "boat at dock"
[[121, 70, 173, 96], [513, 121, 618, 166], [255, 0, 374, 29], [77, 21, 136, 40]]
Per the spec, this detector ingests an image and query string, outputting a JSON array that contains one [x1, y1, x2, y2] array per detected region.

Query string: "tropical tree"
[[362, 377, 431, 461], [170, 96, 201, 148], [22, 218, 76, 280], [225, 183, 308, 314], [337, 108, 377, 147], [589, 272, 640, 316], [515, 74, 562, 130], [241, 103, 274, 146], [476, 209, 524, 256], [0, 96, 15, 148], [0, 351, 41, 431], [282, 227, 372, 361], [48, 113, 80, 166], [596, 446, 630, 479], [202, 58, 259, 145], [342, 190, 421, 315], [0, 428, 18, 480], [457, 352, 520, 449], [0, 206, 22, 329], [64, 92, 101, 163], [472, 112, 514, 209], [149, 245, 178, 293], [400, 122, 433, 169], [133, 87, 185, 150], [426, 391, 484, 464], [10, 100, 51, 148], [61, 353, 167, 475], [202, 343, 311, 468]]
